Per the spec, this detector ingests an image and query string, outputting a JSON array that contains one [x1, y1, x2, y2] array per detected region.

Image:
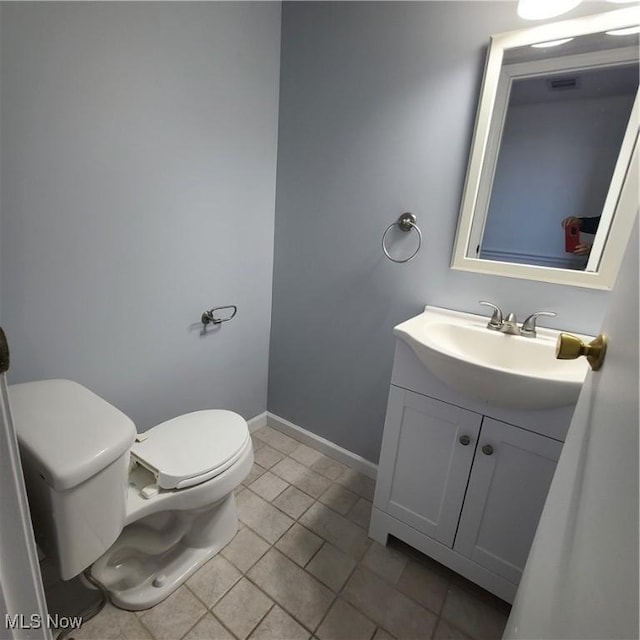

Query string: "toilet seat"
[[131, 410, 249, 490]]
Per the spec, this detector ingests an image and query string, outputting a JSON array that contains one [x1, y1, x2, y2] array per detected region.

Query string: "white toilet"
[[10, 379, 253, 610]]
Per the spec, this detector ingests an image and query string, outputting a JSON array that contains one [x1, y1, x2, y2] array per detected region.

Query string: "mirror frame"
[[452, 7, 640, 290]]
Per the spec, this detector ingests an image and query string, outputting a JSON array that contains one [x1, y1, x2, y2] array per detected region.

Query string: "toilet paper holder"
[[201, 305, 237, 326]]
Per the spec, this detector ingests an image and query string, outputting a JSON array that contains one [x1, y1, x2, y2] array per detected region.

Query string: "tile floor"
[[42, 426, 510, 640]]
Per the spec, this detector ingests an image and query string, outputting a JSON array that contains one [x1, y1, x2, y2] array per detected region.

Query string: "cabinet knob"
[[459, 435, 471, 446], [481, 444, 494, 456]]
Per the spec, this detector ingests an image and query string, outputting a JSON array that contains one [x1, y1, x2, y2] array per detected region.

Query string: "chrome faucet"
[[520, 311, 557, 338], [479, 301, 503, 331], [479, 302, 556, 337], [500, 312, 520, 335]]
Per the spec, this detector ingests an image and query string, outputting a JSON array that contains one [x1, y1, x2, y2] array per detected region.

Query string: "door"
[[374, 386, 481, 547], [504, 217, 639, 639], [453, 418, 562, 585], [0, 329, 51, 640]]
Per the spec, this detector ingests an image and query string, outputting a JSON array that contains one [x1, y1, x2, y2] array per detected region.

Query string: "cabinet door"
[[375, 387, 482, 547], [454, 417, 562, 585]]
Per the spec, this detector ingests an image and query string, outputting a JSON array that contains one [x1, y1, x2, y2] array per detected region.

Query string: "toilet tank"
[[10, 379, 136, 580]]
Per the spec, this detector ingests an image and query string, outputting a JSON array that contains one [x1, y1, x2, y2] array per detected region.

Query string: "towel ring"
[[382, 213, 422, 263]]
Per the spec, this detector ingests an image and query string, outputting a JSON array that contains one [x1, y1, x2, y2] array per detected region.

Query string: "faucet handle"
[[520, 311, 557, 337], [479, 301, 503, 331]]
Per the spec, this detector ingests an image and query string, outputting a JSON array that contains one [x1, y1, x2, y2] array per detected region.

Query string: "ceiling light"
[[531, 38, 575, 48], [517, 0, 583, 20], [605, 25, 640, 35]]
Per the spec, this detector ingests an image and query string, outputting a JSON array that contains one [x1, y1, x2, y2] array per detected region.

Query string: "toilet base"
[[91, 493, 238, 611]]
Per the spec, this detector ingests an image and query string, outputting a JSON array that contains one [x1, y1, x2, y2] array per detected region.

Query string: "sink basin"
[[394, 306, 591, 410]]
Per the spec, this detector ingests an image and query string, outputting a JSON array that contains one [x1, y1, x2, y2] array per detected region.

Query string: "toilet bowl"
[[9, 379, 253, 610]]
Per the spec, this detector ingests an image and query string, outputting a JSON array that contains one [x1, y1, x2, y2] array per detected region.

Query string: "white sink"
[[394, 306, 591, 410]]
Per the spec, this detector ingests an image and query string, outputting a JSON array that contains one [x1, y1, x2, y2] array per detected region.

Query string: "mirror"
[[452, 7, 639, 289]]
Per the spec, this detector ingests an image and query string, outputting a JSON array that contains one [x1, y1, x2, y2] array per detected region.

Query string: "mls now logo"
[[5, 614, 82, 631]]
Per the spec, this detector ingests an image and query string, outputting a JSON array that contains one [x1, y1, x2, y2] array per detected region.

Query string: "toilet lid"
[[131, 410, 249, 490]]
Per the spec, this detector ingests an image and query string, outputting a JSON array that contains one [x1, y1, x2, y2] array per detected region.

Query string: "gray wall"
[[269, 1, 619, 463], [1, 1, 627, 466], [1, 2, 281, 429]]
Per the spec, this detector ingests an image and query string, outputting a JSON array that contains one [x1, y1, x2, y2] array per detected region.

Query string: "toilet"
[[9, 379, 253, 610]]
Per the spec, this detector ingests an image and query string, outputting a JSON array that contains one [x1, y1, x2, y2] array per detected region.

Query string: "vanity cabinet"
[[370, 340, 572, 603], [453, 416, 561, 586], [374, 388, 482, 548]]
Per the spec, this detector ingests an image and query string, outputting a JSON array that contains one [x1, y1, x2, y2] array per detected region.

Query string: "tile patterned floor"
[[43, 426, 510, 640]]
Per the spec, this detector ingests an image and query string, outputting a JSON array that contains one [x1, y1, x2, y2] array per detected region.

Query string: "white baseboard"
[[266, 412, 377, 479], [247, 411, 268, 432]]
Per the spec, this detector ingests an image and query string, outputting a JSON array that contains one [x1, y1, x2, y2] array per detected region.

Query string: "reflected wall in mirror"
[[452, 7, 640, 289]]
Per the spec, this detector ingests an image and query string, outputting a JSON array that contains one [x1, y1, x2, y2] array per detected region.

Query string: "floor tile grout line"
[[137, 606, 168, 640], [233, 503, 280, 546], [175, 607, 209, 640], [359, 535, 473, 619], [212, 609, 243, 640], [251, 431, 372, 493], [430, 612, 461, 640], [241, 568, 324, 637], [183, 575, 243, 635], [241, 489, 370, 591], [301, 538, 327, 571], [247, 473, 290, 504], [237, 489, 297, 546], [242, 600, 276, 640], [362, 555, 451, 620], [274, 521, 325, 565], [255, 432, 370, 486], [269, 456, 334, 499], [309, 540, 384, 636], [307, 589, 339, 638], [243, 468, 363, 525], [239, 499, 364, 635], [220, 532, 272, 575], [201, 573, 276, 640], [274, 474, 371, 524], [337, 561, 445, 638]]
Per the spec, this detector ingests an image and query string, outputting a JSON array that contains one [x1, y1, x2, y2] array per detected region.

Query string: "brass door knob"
[[556, 333, 607, 371]]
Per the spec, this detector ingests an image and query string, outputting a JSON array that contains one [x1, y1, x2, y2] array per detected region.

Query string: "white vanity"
[[369, 306, 591, 603], [370, 4, 638, 606]]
